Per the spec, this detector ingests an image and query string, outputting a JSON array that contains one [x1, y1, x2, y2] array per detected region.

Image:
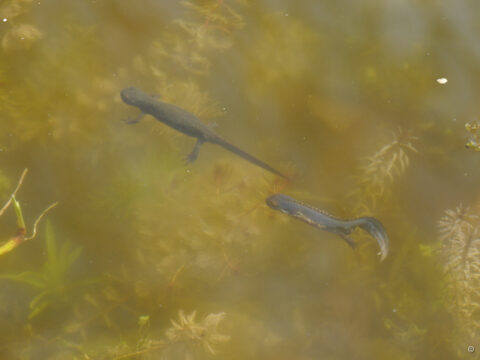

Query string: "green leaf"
[[45, 220, 57, 265], [59, 241, 82, 273], [0, 271, 46, 288], [28, 300, 49, 320], [29, 290, 50, 310]]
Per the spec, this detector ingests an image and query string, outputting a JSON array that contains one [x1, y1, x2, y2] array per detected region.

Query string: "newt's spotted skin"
[[121, 87, 286, 178], [266, 194, 389, 261]]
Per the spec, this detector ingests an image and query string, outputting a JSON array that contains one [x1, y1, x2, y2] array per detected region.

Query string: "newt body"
[[266, 194, 389, 261], [121, 87, 286, 178]]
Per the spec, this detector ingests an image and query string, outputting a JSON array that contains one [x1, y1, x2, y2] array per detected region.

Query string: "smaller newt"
[[121, 87, 286, 178], [266, 194, 389, 261]]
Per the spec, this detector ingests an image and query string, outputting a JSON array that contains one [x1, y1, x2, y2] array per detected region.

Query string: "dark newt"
[[121, 87, 286, 178], [266, 194, 389, 261]]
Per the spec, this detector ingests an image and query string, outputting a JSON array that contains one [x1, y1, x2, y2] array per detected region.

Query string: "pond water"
[[1, 1, 480, 359]]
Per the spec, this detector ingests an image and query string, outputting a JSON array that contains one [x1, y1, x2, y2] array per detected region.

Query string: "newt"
[[266, 194, 389, 261], [121, 87, 286, 178]]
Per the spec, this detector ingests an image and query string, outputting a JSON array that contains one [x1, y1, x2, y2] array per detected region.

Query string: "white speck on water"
[[285, 13, 289, 17], [436, 77, 448, 84], [452, 118, 456, 122], [464, 172, 468, 177], [392, 308, 397, 313], [222, 107, 227, 112], [2, 18, 7, 22]]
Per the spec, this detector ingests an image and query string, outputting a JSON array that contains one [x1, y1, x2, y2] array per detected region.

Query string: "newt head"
[[265, 194, 280, 210], [121, 86, 148, 106], [265, 194, 294, 214]]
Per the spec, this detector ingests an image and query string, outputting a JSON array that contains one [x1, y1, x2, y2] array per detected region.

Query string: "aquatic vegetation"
[[352, 131, 417, 212], [0, 0, 35, 21], [0, 169, 58, 256], [0, 221, 84, 319], [131, 160, 287, 285], [465, 120, 480, 151], [166, 310, 230, 354], [1, 23, 43, 51], [245, 12, 319, 91], [383, 313, 426, 355], [0, 1, 42, 51], [158, 0, 247, 75], [0, 0, 247, 148], [101, 310, 229, 359], [440, 204, 480, 353], [0, 24, 108, 145]]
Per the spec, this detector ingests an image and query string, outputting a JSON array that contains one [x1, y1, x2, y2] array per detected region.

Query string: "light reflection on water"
[[0, 0, 479, 358]]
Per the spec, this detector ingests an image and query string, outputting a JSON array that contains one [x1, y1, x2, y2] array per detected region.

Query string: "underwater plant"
[[103, 310, 230, 359], [2, 23, 43, 51], [0, 0, 41, 52], [352, 131, 417, 212], [439, 204, 480, 354], [158, 0, 246, 75], [165, 310, 231, 355], [0, 169, 58, 256], [465, 120, 480, 151], [0, 221, 84, 319]]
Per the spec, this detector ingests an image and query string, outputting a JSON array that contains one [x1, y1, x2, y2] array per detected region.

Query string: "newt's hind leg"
[[186, 139, 204, 163], [124, 112, 145, 124], [339, 233, 357, 248]]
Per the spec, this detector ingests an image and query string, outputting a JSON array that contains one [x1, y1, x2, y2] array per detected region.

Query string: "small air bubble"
[[2, 18, 7, 22], [468, 345, 475, 353], [436, 78, 448, 84], [285, 13, 289, 17], [392, 308, 397, 313]]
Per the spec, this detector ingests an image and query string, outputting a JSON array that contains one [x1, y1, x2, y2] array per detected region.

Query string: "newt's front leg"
[[186, 139, 204, 163]]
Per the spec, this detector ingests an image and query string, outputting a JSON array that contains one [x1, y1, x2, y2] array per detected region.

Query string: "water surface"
[[0, 1, 479, 359]]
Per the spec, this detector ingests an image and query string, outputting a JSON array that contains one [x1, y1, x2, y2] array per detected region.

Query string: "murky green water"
[[1, 0, 480, 359]]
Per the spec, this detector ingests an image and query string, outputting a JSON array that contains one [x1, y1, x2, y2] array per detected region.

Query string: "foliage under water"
[[1, 0, 480, 359]]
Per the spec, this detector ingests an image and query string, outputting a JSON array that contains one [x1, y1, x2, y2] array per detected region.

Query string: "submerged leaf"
[[0, 271, 46, 288], [2, 23, 43, 51], [165, 310, 230, 355], [0, 223, 85, 319]]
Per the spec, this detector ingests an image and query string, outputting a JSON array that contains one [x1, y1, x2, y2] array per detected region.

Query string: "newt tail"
[[210, 136, 286, 178]]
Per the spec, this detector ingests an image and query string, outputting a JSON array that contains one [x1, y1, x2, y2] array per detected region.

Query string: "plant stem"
[[12, 195, 26, 231]]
